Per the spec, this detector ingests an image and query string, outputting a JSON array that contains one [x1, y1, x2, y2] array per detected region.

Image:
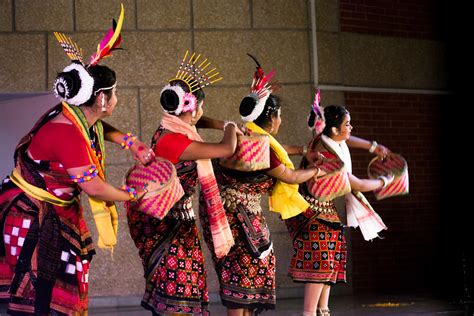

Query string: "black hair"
[[83, 64, 116, 106], [308, 110, 316, 129], [322, 105, 349, 136], [160, 79, 206, 115], [239, 94, 281, 128]]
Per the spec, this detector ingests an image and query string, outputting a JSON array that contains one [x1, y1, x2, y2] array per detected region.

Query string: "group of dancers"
[[0, 5, 393, 316]]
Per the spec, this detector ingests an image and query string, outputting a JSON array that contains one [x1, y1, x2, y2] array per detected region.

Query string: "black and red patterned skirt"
[[285, 203, 347, 284], [128, 206, 209, 316], [199, 187, 276, 312]]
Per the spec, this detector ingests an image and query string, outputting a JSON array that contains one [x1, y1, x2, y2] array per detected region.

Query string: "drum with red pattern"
[[368, 153, 409, 200], [125, 158, 184, 219]]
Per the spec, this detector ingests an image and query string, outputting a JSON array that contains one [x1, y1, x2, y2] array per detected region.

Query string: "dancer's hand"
[[374, 143, 391, 160], [131, 139, 155, 164]]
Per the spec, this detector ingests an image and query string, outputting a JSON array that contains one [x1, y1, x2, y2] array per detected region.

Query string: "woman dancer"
[[127, 51, 240, 315], [285, 102, 393, 316], [199, 57, 321, 316], [0, 6, 156, 315]]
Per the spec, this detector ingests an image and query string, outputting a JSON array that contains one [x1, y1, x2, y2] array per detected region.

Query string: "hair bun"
[[239, 96, 257, 117], [54, 70, 80, 99], [53, 63, 94, 106], [307, 110, 316, 129], [160, 89, 180, 112]]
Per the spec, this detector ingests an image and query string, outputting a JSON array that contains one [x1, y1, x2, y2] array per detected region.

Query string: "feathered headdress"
[[307, 89, 325, 135], [240, 54, 280, 122], [160, 50, 223, 115], [53, 3, 125, 105]]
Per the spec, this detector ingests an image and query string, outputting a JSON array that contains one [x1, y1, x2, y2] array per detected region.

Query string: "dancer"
[[285, 99, 393, 316], [127, 51, 239, 315], [0, 5, 156, 315], [199, 56, 321, 316]]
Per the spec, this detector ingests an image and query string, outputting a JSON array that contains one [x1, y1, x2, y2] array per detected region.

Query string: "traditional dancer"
[[285, 96, 393, 316], [127, 51, 239, 315], [0, 5, 156, 315], [199, 55, 321, 316]]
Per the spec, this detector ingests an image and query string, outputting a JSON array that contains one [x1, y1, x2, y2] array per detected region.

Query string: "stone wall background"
[[0, 0, 446, 300]]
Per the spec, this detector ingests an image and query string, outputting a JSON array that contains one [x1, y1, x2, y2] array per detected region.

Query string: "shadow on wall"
[[0, 93, 60, 179]]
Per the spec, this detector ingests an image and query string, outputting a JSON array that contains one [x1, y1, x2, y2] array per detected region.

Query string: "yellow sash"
[[62, 102, 118, 250], [246, 122, 309, 219], [10, 168, 77, 206]]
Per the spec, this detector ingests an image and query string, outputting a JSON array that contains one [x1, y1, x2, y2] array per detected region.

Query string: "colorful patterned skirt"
[[199, 187, 276, 312], [285, 202, 347, 284], [1, 187, 93, 315], [127, 201, 209, 316]]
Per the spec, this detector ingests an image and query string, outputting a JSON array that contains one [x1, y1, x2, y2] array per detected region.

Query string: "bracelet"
[[378, 175, 389, 188], [70, 166, 99, 183], [121, 185, 138, 201], [302, 145, 307, 156], [223, 121, 237, 131], [121, 132, 137, 150], [369, 140, 378, 153], [312, 167, 320, 180]]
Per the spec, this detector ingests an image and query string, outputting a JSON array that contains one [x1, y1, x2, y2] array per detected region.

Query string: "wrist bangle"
[[302, 145, 307, 156], [121, 132, 137, 150], [223, 121, 237, 131], [121, 185, 138, 201], [369, 140, 378, 153], [378, 175, 389, 188]]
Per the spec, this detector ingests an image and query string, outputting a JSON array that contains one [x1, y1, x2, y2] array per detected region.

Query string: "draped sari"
[[0, 104, 102, 315], [127, 126, 210, 315]]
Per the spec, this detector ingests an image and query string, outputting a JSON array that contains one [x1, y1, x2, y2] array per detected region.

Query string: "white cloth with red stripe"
[[321, 135, 387, 241]]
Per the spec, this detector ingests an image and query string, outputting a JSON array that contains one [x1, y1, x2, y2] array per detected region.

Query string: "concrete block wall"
[[1, 0, 318, 299], [0, 0, 447, 301]]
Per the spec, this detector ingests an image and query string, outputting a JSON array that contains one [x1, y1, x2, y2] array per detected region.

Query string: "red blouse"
[[28, 121, 92, 169], [153, 133, 193, 164]]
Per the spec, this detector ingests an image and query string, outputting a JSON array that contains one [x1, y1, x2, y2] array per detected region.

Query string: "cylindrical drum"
[[307, 154, 351, 202], [125, 158, 184, 219], [368, 153, 409, 200], [219, 133, 270, 171]]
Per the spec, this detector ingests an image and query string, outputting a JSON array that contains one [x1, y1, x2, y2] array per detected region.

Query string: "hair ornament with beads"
[[53, 3, 124, 105], [160, 50, 223, 115]]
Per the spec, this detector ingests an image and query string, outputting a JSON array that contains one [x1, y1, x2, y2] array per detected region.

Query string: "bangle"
[[302, 145, 307, 156], [121, 185, 138, 201], [369, 140, 378, 153], [314, 167, 320, 179], [121, 132, 137, 150], [378, 175, 389, 188], [70, 165, 99, 183], [223, 121, 237, 131]]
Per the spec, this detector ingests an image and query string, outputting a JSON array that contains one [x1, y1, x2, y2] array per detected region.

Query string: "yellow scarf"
[[246, 122, 309, 219], [62, 102, 118, 250], [10, 168, 78, 206]]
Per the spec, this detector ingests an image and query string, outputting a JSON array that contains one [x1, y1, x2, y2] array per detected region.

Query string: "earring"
[[191, 110, 196, 118], [101, 94, 106, 112], [332, 127, 338, 135]]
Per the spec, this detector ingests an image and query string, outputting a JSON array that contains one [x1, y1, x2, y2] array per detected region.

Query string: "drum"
[[124, 158, 184, 219], [367, 153, 409, 200], [219, 133, 270, 171], [307, 152, 351, 202]]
